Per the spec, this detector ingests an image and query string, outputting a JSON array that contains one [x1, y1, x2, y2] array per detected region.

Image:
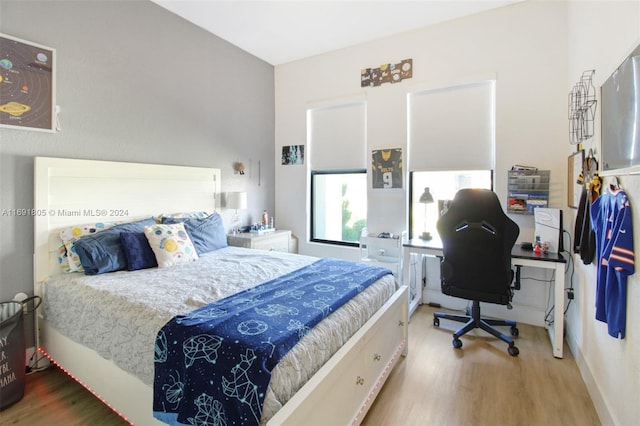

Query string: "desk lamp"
[[227, 191, 247, 234], [419, 187, 434, 240]]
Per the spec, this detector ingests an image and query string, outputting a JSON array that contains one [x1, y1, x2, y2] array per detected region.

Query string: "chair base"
[[433, 300, 520, 356]]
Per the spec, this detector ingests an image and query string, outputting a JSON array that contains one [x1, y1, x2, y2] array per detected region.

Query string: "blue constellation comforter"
[[153, 258, 392, 426]]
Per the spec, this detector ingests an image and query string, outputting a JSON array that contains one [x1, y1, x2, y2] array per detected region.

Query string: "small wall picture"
[[371, 148, 403, 189], [282, 145, 304, 165]]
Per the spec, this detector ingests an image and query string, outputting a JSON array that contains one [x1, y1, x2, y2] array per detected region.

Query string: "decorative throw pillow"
[[120, 232, 158, 271], [74, 218, 156, 275], [59, 221, 117, 272], [144, 223, 198, 268], [162, 212, 227, 255]]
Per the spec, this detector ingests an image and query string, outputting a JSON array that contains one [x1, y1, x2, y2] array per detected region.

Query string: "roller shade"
[[308, 100, 366, 169], [408, 80, 494, 170]]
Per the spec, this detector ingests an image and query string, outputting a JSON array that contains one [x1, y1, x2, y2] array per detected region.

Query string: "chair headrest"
[[437, 188, 519, 243]]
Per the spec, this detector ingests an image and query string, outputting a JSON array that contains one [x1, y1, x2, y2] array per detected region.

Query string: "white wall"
[[275, 1, 568, 323], [566, 2, 640, 425]]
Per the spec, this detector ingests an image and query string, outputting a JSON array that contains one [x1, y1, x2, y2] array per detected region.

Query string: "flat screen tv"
[[600, 42, 640, 173]]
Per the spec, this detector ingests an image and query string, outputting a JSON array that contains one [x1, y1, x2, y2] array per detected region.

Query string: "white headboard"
[[33, 157, 221, 292]]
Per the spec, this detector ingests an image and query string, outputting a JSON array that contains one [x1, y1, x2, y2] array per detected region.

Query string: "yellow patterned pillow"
[[144, 223, 198, 268]]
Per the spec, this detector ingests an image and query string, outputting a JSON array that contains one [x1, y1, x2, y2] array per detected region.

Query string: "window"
[[307, 98, 366, 247], [409, 170, 493, 240], [311, 170, 367, 246]]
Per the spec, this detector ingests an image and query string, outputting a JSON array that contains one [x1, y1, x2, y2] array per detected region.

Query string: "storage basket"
[[0, 296, 40, 411]]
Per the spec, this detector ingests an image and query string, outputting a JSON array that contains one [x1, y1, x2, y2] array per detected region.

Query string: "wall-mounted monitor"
[[600, 42, 640, 174]]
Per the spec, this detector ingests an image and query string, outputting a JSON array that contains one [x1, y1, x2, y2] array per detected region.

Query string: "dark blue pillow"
[[120, 231, 158, 271], [162, 212, 227, 255], [75, 218, 156, 275]]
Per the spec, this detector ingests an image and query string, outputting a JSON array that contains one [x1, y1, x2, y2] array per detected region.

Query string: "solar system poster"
[[0, 34, 55, 132]]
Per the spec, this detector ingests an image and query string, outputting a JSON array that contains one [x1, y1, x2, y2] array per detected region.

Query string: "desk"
[[402, 238, 567, 358]]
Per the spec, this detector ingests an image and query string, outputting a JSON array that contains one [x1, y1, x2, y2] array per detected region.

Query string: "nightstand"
[[227, 230, 292, 253]]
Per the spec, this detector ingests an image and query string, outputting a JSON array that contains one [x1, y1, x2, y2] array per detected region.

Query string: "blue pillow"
[[75, 218, 156, 275], [162, 212, 227, 255], [120, 231, 158, 271]]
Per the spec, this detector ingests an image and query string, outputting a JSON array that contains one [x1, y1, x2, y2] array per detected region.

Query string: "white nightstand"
[[227, 230, 292, 253]]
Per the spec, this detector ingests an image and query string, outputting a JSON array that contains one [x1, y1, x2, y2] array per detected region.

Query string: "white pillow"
[[144, 223, 198, 268]]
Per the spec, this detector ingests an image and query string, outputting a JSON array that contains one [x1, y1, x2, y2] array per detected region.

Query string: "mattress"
[[43, 246, 396, 423]]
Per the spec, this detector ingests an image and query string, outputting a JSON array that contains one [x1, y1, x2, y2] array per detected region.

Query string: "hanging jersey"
[[372, 149, 402, 188], [590, 189, 634, 339]]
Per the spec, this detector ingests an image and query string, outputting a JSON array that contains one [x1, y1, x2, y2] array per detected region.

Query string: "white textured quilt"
[[43, 246, 396, 423]]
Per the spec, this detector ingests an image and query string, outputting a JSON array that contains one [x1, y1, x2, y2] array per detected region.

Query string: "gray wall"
[[0, 0, 275, 301]]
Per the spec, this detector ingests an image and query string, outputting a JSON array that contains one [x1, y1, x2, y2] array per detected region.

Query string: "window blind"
[[408, 79, 494, 171], [308, 100, 366, 169]]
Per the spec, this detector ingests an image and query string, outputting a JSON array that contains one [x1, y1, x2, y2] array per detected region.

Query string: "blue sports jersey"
[[590, 189, 634, 339]]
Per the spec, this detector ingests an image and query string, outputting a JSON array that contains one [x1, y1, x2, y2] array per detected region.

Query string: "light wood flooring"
[[1, 305, 600, 426]]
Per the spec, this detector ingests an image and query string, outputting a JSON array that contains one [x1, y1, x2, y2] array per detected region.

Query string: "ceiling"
[[151, 0, 522, 65]]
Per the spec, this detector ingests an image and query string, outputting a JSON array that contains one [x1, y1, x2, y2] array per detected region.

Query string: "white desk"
[[402, 237, 567, 358]]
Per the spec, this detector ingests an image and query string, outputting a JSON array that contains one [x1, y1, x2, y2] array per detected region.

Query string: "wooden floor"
[[1, 305, 601, 426]]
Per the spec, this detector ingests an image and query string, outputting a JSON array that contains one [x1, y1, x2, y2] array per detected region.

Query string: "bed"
[[33, 156, 408, 425]]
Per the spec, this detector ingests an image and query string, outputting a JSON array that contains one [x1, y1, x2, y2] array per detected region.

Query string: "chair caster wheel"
[[434, 317, 440, 327], [510, 326, 519, 336], [452, 338, 463, 349], [508, 345, 519, 357]]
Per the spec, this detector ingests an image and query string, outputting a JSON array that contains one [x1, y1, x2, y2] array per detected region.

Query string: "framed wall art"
[[282, 145, 304, 165], [0, 33, 56, 132], [361, 59, 412, 87], [371, 148, 403, 189]]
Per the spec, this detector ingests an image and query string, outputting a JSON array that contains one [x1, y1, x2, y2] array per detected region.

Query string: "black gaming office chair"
[[433, 188, 521, 356]]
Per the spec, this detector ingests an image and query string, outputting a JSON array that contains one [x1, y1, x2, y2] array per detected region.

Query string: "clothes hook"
[[610, 176, 621, 191]]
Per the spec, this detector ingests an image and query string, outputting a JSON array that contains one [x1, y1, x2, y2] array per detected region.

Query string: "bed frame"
[[33, 156, 408, 425]]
